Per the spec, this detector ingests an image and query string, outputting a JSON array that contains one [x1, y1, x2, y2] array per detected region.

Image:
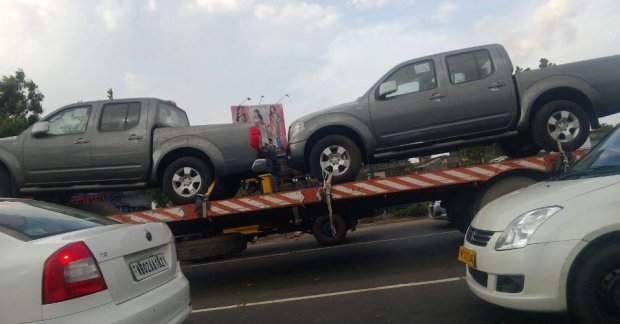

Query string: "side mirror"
[[251, 159, 273, 174], [31, 121, 50, 136], [378, 80, 398, 98]]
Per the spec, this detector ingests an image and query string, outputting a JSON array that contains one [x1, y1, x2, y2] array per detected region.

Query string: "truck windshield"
[[561, 126, 620, 179], [158, 103, 190, 127]]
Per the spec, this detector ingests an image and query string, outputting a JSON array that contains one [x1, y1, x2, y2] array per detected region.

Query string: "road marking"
[[183, 230, 459, 268], [191, 277, 463, 313]]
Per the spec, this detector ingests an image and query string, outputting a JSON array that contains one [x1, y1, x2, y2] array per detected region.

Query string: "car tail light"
[[250, 126, 261, 151], [43, 241, 107, 304]]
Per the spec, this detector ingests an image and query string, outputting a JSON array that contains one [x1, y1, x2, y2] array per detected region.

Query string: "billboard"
[[231, 104, 287, 149]]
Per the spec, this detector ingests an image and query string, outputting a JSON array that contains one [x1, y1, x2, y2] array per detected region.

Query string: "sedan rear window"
[[0, 200, 118, 241]]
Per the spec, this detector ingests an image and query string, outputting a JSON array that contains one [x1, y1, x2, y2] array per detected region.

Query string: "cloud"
[[432, 1, 458, 22], [350, 0, 392, 8], [194, 0, 242, 13], [96, 0, 132, 32], [253, 2, 339, 30], [147, 0, 157, 12], [123, 72, 154, 93]]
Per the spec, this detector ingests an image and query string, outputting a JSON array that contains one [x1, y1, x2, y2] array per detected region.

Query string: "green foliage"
[[0, 69, 44, 137], [146, 188, 171, 209], [388, 202, 428, 218], [457, 144, 504, 165]]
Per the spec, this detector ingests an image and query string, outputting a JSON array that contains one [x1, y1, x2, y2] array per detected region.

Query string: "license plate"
[[457, 245, 476, 268], [130, 253, 168, 281]]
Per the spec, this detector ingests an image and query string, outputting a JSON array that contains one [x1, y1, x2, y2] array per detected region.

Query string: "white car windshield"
[[0, 200, 118, 241], [564, 125, 620, 178]]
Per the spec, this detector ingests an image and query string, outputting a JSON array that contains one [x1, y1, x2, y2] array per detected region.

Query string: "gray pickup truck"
[[0, 98, 265, 205], [288, 44, 620, 183]]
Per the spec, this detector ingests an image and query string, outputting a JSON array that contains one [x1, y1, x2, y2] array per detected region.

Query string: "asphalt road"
[[182, 218, 577, 324]]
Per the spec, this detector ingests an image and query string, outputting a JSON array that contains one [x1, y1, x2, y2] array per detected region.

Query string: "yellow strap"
[[206, 180, 217, 196]]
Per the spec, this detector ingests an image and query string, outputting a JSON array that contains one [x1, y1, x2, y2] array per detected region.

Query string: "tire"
[[445, 192, 476, 233], [162, 157, 213, 205], [446, 176, 538, 233], [570, 242, 620, 324], [531, 100, 590, 152], [312, 214, 348, 246], [500, 137, 540, 158], [477, 176, 538, 208], [211, 176, 241, 200], [309, 135, 362, 184], [0, 168, 13, 198]]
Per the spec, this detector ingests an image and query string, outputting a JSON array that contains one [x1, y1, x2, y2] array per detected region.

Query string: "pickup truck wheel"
[[211, 176, 241, 200], [0, 168, 13, 197], [569, 242, 620, 324], [446, 176, 538, 233], [532, 100, 590, 152], [312, 214, 347, 246], [309, 135, 361, 184], [163, 157, 213, 205]]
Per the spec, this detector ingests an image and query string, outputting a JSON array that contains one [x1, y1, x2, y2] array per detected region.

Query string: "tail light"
[[250, 126, 261, 151], [43, 241, 107, 304]]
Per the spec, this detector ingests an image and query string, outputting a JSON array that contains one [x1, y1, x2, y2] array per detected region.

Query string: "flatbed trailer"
[[108, 152, 579, 261]]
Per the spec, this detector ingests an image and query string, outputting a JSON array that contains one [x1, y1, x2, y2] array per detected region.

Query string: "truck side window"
[[446, 50, 494, 84], [383, 60, 437, 99], [47, 106, 91, 136], [157, 103, 190, 127], [100, 102, 141, 132]]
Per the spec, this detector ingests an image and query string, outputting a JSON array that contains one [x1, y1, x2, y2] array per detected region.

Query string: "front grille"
[[468, 266, 488, 287], [466, 227, 495, 247]]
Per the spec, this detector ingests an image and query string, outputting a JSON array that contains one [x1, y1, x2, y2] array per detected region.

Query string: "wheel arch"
[[518, 77, 599, 131], [566, 231, 620, 307], [154, 147, 215, 185], [528, 87, 597, 128], [480, 168, 550, 190], [304, 125, 368, 169]]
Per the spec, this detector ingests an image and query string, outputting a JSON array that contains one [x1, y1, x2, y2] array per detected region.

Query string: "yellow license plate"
[[458, 245, 476, 268]]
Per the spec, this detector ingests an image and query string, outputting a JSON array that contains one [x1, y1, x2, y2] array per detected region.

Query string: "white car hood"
[[470, 175, 620, 232]]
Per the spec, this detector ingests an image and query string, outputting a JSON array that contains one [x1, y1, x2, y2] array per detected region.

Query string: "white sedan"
[[0, 199, 191, 323], [459, 125, 620, 324]]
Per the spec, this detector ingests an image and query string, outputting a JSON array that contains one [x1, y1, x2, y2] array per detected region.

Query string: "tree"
[[515, 58, 554, 73], [0, 69, 44, 137], [539, 58, 555, 68]]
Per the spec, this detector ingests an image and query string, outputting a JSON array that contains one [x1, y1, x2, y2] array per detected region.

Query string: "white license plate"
[[130, 253, 168, 281]]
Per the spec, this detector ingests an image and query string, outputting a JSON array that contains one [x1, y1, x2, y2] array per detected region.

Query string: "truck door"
[[368, 59, 453, 148], [89, 100, 149, 181], [22, 105, 94, 184], [443, 47, 518, 136]]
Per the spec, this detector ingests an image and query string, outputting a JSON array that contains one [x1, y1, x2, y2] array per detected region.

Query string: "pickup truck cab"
[[287, 44, 620, 183], [0, 98, 264, 205]]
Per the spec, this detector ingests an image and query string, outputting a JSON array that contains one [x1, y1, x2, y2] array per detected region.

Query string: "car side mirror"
[[378, 80, 398, 98], [31, 121, 50, 136]]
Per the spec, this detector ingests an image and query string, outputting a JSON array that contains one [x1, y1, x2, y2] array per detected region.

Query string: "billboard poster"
[[231, 104, 287, 150]]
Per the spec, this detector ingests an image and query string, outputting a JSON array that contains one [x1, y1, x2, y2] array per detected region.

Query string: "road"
[[182, 218, 577, 323]]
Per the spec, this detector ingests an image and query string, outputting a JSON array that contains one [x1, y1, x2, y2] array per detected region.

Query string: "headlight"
[[495, 206, 562, 251], [289, 121, 305, 139]]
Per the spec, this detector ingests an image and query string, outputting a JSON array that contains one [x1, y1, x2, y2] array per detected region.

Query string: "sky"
[[1, 0, 620, 128]]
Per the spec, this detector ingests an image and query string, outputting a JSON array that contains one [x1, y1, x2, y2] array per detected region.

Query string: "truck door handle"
[[429, 93, 445, 101], [488, 82, 506, 91], [74, 138, 90, 144], [127, 134, 143, 141]]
